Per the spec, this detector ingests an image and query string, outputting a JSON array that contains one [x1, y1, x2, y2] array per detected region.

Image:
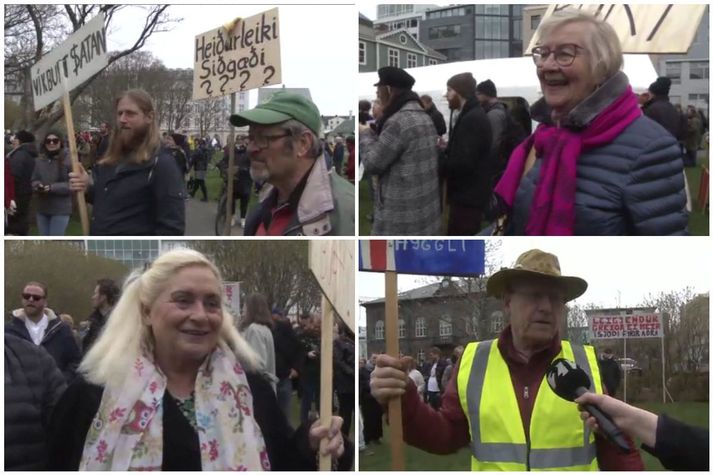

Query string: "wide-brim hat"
[[229, 91, 322, 136], [486, 249, 587, 302]]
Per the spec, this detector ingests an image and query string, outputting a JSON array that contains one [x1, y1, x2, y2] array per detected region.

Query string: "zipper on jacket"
[[523, 386, 529, 400], [524, 385, 530, 470]]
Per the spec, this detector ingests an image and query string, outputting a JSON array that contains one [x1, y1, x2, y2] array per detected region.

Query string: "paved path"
[[185, 198, 244, 236]]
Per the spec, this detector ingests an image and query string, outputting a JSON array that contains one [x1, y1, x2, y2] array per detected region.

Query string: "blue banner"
[[360, 240, 485, 276]]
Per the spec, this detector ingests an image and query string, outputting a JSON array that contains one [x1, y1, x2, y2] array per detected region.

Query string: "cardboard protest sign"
[[308, 240, 355, 332], [223, 282, 241, 318], [193, 8, 281, 100], [527, 4, 707, 55], [589, 313, 663, 339], [31, 13, 108, 110]]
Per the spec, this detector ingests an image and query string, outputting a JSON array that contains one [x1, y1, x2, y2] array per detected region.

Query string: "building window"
[[530, 15, 541, 30], [491, 311, 504, 335], [689, 94, 709, 108], [415, 317, 427, 337], [399, 34, 408, 45], [465, 317, 472, 335], [407, 53, 417, 68], [375, 320, 384, 340], [440, 316, 452, 336], [417, 349, 426, 363], [689, 61, 709, 80], [359, 41, 366, 65], [429, 59, 438, 65], [666, 62, 681, 84], [399, 319, 406, 338], [388, 48, 399, 67], [429, 24, 462, 40]]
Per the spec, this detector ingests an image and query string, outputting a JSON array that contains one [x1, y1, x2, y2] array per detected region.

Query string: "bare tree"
[[193, 96, 228, 137], [4, 4, 179, 136]]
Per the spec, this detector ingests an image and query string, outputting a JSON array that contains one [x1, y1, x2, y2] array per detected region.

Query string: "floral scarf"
[[494, 84, 641, 235], [80, 345, 271, 471]]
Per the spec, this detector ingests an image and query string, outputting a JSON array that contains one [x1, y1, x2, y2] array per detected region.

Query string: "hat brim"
[[229, 108, 293, 128], [486, 269, 587, 302]]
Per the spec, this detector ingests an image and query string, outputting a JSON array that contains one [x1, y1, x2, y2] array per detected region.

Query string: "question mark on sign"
[[201, 80, 213, 96], [263, 66, 275, 85], [239, 70, 250, 90], [220, 75, 229, 94]]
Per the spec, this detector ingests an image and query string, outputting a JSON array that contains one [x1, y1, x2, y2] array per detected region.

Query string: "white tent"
[[359, 55, 658, 120]]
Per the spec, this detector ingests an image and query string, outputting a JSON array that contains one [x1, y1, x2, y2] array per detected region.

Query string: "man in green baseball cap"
[[229, 91, 354, 236]]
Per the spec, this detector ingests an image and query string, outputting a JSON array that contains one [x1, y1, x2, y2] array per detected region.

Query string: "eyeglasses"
[[45, 138, 60, 145], [531, 44, 586, 67], [512, 289, 566, 306], [22, 293, 45, 301], [247, 131, 292, 150]]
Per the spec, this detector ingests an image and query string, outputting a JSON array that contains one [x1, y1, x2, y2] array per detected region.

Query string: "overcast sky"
[[107, 4, 355, 115], [358, 238, 711, 326]]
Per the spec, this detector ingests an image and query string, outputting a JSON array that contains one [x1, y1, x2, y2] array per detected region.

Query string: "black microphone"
[[546, 358, 632, 453]]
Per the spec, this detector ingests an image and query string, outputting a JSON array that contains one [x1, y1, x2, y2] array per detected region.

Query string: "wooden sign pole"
[[318, 295, 335, 471], [385, 270, 405, 470], [61, 80, 89, 235], [224, 92, 236, 236]]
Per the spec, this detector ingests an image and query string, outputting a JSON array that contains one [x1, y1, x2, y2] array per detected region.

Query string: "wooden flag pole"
[[224, 92, 237, 236], [318, 295, 335, 471], [385, 270, 405, 470], [61, 80, 89, 235]]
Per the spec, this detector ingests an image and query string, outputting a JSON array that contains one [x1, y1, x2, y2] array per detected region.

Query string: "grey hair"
[[282, 119, 322, 158], [80, 249, 257, 388], [537, 9, 623, 84]]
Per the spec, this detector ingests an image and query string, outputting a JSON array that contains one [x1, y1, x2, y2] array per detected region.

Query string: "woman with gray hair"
[[47, 249, 347, 470], [490, 10, 687, 235]]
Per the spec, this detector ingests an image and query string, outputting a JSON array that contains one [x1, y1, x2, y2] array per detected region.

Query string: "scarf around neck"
[[494, 78, 641, 235], [80, 345, 271, 471]]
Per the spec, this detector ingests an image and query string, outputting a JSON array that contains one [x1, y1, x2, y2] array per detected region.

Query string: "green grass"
[[358, 401, 708, 471]]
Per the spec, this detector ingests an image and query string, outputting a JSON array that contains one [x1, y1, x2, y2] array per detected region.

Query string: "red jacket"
[[399, 326, 644, 470]]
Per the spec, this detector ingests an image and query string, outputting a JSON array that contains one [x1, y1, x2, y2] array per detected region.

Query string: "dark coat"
[[47, 373, 353, 470], [7, 143, 38, 197], [6, 311, 81, 383], [88, 148, 186, 235], [444, 98, 494, 209], [333, 338, 355, 394], [4, 334, 67, 471], [272, 319, 303, 380], [598, 356, 622, 396], [81, 309, 107, 357], [422, 358, 449, 393], [642, 97, 683, 141], [425, 104, 447, 136], [510, 72, 687, 235], [641, 413, 708, 471]]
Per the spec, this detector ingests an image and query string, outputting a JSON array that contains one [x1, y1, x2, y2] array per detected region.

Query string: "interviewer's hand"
[[69, 164, 89, 193], [369, 354, 410, 405], [575, 391, 658, 447], [309, 416, 344, 457]]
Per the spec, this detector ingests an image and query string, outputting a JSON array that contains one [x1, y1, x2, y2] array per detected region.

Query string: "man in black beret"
[[442, 72, 493, 235], [358, 67, 441, 235]]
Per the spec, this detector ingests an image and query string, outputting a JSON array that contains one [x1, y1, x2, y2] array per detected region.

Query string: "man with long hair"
[[69, 89, 185, 235]]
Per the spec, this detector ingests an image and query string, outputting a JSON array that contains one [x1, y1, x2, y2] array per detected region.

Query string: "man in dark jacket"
[[422, 346, 448, 409], [598, 348, 622, 397], [5, 281, 80, 383], [333, 326, 355, 436], [421, 94, 447, 138], [443, 72, 493, 235], [5, 333, 67, 470], [6, 130, 38, 235], [271, 308, 303, 419], [69, 89, 186, 235], [82, 278, 120, 356], [642, 77, 682, 142]]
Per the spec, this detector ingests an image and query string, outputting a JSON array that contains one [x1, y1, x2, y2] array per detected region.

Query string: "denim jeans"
[[36, 214, 70, 236]]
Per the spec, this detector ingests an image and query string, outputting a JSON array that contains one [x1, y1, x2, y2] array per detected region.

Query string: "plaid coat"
[[361, 101, 441, 235]]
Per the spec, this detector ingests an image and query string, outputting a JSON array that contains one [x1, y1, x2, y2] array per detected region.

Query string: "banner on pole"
[[223, 281, 241, 319], [589, 313, 663, 339], [31, 13, 108, 111], [359, 240, 485, 277], [193, 8, 282, 100], [309, 241, 355, 332], [527, 4, 707, 55]]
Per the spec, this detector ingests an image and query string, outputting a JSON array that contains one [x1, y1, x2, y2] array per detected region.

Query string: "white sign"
[[589, 313, 663, 340], [527, 4, 707, 54], [31, 13, 108, 111], [223, 281, 241, 319], [193, 8, 281, 100], [309, 241, 355, 331]]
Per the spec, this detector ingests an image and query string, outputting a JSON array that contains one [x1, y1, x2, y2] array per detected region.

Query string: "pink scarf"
[[494, 86, 641, 235]]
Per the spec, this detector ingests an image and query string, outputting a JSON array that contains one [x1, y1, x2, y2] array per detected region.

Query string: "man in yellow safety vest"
[[370, 249, 644, 470]]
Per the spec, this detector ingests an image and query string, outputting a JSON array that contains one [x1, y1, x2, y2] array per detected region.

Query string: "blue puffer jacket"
[[510, 72, 688, 235]]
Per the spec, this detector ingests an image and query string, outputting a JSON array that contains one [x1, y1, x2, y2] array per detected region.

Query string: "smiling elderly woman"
[[490, 10, 688, 235], [47, 249, 346, 470]]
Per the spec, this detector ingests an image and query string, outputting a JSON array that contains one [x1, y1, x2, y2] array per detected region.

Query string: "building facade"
[[359, 13, 446, 73], [419, 4, 524, 62], [373, 4, 438, 40]]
